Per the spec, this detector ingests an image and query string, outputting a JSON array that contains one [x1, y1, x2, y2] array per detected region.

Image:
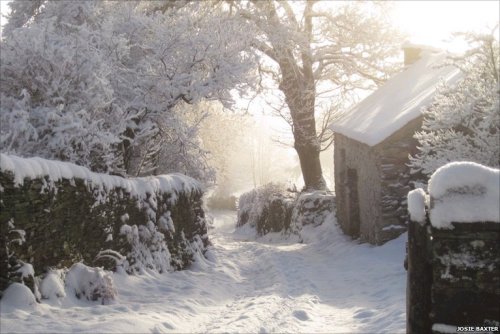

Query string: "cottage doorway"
[[345, 168, 361, 238]]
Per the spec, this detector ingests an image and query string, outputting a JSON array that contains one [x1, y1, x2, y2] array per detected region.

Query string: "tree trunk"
[[279, 58, 326, 191], [295, 143, 325, 190]]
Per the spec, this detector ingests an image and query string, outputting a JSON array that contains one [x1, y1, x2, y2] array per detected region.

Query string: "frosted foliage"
[[40, 271, 66, 300], [410, 33, 500, 175], [65, 263, 117, 305], [16, 263, 34, 278], [119, 221, 172, 274], [237, 183, 290, 228], [428, 162, 500, 229], [0, 0, 254, 180]]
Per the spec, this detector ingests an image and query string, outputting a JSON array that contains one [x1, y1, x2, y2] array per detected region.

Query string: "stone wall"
[[0, 155, 209, 295], [406, 166, 500, 333], [407, 221, 500, 333], [430, 223, 499, 327]]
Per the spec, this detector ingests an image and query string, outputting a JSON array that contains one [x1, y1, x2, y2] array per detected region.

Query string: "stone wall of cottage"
[[374, 117, 424, 242], [334, 133, 382, 243], [334, 117, 424, 245]]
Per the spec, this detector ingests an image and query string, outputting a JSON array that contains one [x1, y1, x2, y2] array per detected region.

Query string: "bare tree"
[[231, 0, 402, 190]]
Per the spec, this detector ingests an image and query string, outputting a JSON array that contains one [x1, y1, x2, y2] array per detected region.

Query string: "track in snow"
[[0, 210, 406, 333]]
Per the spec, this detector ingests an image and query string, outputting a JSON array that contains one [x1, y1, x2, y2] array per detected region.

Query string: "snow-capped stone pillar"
[[406, 162, 500, 333]]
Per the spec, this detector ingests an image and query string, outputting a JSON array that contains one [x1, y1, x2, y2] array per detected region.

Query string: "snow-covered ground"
[[1, 210, 406, 333]]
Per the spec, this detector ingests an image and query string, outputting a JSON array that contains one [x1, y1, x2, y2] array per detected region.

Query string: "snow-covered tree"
[[229, 1, 402, 190], [1, 0, 254, 181], [410, 30, 500, 176], [1, 1, 119, 171]]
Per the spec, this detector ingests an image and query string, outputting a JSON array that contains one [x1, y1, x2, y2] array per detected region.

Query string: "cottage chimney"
[[403, 45, 423, 66]]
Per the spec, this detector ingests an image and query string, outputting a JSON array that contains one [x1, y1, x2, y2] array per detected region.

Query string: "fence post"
[[407, 219, 432, 334]]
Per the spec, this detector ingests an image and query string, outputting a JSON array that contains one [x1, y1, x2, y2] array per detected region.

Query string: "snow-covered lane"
[[191, 210, 406, 334], [0, 210, 406, 333]]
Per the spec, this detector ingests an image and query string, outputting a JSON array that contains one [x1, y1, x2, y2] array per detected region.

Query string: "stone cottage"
[[331, 45, 461, 245]]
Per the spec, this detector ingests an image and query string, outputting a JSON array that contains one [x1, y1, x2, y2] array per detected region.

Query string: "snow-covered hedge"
[[236, 184, 336, 238], [291, 191, 335, 229], [0, 154, 209, 295], [236, 183, 295, 235]]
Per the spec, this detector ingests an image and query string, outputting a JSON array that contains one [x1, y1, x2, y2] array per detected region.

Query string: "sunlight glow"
[[390, 1, 499, 52]]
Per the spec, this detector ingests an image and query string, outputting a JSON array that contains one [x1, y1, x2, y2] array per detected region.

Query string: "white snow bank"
[[331, 50, 461, 146], [428, 162, 500, 229], [407, 188, 427, 224], [0, 283, 37, 309], [0, 153, 202, 202]]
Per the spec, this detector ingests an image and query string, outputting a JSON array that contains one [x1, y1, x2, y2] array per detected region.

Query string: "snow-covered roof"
[[331, 50, 461, 146]]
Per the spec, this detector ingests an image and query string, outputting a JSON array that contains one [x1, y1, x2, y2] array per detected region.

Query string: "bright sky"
[[1, 0, 498, 47], [390, 1, 499, 52]]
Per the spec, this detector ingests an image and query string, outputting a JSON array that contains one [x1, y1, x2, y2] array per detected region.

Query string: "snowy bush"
[[0, 0, 255, 181], [237, 183, 296, 235], [39, 270, 66, 300], [410, 32, 500, 176], [118, 221, 172, 274], [65, 263, 116, 305], [290, 191, 336, 231]]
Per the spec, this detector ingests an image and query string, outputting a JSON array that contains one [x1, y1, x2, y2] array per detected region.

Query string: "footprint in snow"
[[162, 322, 175, 330], [292, 310, 310, 321], [353, 309, 374, 319]]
